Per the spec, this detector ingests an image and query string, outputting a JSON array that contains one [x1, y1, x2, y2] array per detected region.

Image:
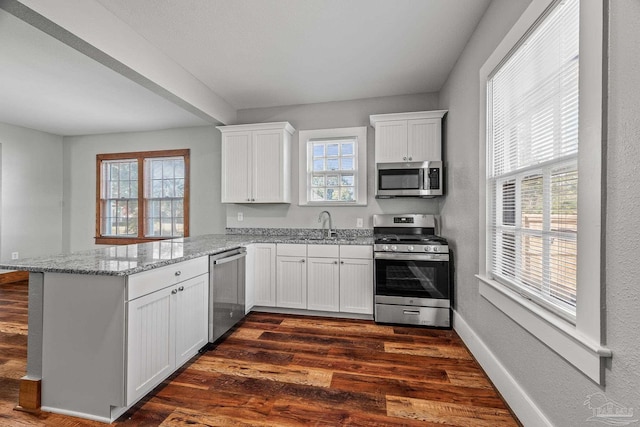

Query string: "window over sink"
[[298, 126, 367, 206], [96, 149, 190, 245]]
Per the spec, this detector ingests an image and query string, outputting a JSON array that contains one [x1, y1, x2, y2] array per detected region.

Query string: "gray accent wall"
[[62, 125, 225, 252], [439, 0, 640, 425], [229, 93, 442, 230]]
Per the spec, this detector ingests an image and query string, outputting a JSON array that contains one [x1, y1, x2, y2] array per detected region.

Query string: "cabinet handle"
[[175, 271, 181, 276], [178, 286, 184, 292], [171, 289, 178, 295]]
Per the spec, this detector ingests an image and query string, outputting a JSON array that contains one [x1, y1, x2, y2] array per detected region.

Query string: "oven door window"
[[375, 259, 449, 299], [378, 169, 421, 190]]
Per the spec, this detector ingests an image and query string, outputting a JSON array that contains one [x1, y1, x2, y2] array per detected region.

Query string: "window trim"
[[477, 0, 609, 383], [95, 149, 190, 245], [298, 127, 368, 206]]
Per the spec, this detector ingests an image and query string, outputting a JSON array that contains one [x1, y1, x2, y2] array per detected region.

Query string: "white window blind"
[[487, 0, 579, 320]]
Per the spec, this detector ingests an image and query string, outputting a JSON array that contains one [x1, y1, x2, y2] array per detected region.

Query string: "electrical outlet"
[[356, 218, 364, 228], [237, 212, 244, 222], [11, 252, 19, 260]]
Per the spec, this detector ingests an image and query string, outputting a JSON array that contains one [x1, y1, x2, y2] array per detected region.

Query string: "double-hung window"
[[487, 0, 580, 320], [96, 149, 190, 244], [479, 0, 609, 383], [299, 127, 367, 206]]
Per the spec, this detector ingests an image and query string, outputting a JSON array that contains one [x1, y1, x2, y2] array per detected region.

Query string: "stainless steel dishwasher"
[[209, 248, 246, 343]]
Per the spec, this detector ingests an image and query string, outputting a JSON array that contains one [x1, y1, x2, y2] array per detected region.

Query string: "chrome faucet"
[[318, 210, 336, 238]]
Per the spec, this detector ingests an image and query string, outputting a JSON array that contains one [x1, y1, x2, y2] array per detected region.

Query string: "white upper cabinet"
[[218, 122, 295, 203], [370, 110, 447, 163]]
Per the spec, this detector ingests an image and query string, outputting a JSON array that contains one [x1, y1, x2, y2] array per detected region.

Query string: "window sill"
[[299, 201, 367, 207], [95, 236, 179, 245], [476, 274, 611, 384]]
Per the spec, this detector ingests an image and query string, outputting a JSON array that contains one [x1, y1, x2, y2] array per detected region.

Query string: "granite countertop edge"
[[0, 233, 374, 276]]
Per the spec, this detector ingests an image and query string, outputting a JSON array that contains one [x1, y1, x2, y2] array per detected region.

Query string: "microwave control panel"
[[428, 168, 440, 189]]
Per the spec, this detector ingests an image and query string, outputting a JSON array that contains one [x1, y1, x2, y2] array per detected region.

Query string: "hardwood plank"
[[331, 372, 510, 410], [190, 355, 334, 387], [385, 341, 474, 360], [387, 395, 519, 427], [291, 353, 450, 384], [258, 330, 385, 351], [0, 281, 520, 426], [0, 271, 29, 285]]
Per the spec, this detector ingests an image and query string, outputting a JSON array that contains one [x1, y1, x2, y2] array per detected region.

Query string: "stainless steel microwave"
[[375, 161, 443, 198]]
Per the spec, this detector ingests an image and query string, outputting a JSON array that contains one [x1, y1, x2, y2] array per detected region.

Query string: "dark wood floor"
[[0, 280, 520, 426]]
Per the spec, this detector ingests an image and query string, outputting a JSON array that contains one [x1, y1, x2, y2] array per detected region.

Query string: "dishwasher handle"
[[212, 249, 247, 265]]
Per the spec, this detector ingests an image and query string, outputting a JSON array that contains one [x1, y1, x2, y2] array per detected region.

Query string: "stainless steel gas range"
[[373, 214, 452, 328]]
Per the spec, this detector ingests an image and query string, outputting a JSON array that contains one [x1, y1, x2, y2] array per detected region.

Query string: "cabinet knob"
[[171, 289, 178, 294], [403, 156, 407, 161], [178, 286, 184, 292], [301, 259, 305, 263], [340, 261, 345, 264], [175, 270, 181, 276], [408, 156, 412, 161], [251, 198, 255, 201], [334, 260, 338, 264]]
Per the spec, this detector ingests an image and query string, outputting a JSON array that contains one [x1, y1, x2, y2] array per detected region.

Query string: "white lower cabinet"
[[247, 243, 277, 309], [339, 257, 374, 314], [126, 272, 208, 406], [273, 243, 373, 315], [307, 257, 340, 312], [276, 244, 307, 309], [307, 244, 340, 312]]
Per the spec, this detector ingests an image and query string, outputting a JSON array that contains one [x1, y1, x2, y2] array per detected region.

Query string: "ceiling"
[[0, 0, 491, 136], [0, 9, 210, 136]]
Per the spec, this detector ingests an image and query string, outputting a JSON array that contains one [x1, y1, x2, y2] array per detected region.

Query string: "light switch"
[[356, 218, 364, 228], [237, 212, 244, 222]]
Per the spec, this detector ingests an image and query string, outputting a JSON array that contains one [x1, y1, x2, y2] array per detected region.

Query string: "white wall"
[[0, 122, 64, 261], [63, 125, 225, 252], [228, 93, 442, 230], [439, 0, 640, 425]]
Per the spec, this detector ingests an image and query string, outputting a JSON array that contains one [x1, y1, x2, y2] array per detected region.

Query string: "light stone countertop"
[[0, 233, 374, 276]]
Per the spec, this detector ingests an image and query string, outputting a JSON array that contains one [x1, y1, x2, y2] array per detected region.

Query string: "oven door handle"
[[374, 252, 449, 261]]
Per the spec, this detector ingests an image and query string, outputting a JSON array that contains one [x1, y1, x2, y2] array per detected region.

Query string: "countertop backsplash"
[[225, 227, 373, 239]]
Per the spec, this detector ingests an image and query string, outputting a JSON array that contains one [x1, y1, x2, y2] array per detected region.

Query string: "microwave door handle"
[[419, 168, 424, 189]]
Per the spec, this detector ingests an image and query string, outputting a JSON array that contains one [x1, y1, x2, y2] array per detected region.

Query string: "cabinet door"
[[126, 286, 174, 406], [175, 273, 209, 367], [253, 244, 277, 307], [221, 131, 251, 203], [407, 118, 441, 161], [339, 258, 373, 315], [276, 256, 307, 309], [253, 130, 286, 202], [307, 257, 340, 312], [374, 120, 408, 163]]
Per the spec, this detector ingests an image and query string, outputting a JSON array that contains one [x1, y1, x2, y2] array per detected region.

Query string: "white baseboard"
[[453, 310, 552, 427]]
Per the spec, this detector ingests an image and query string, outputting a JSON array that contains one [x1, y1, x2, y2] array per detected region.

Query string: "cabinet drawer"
[[127, 256, 208, 301], [276, 244, 306, 257], [307, 244, 339, 258], [339, 245, 373, 259]]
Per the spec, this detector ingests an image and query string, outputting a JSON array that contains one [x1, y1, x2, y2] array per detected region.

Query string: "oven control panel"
[[374, 243, 449, 254]]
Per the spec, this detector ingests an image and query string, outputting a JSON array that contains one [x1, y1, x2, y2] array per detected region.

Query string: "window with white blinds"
[[487, 0, 579, 320]]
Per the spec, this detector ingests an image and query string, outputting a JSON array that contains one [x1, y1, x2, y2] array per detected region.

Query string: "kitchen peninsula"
[[0, 232, 373, 423]]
